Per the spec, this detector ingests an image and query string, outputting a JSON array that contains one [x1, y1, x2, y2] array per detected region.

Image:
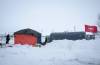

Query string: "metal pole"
[[74, 25, 76, 32]]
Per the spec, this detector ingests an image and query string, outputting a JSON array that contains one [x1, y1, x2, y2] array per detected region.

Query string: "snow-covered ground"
[[0, 38, 100, 65]]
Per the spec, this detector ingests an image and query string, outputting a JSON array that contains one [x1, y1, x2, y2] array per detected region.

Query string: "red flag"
[[85, 25, 97, 33]]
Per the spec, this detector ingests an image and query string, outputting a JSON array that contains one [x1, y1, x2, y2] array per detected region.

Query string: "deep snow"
[[0, 38, 100, 65]]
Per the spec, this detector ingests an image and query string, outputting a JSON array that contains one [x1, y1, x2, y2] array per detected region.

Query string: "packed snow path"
[[0, 39, 100, 65]]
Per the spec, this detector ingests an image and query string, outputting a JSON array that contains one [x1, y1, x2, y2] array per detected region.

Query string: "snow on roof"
[[86, 32, 94, 35]]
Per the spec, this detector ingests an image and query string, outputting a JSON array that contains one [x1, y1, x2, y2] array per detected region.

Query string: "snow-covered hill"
[[0, 38, 100, 65]]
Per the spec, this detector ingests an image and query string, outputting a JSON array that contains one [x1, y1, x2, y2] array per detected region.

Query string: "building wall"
[[14, 34, 37, 45]]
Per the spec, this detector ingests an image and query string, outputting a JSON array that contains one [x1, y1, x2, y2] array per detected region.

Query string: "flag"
[[85, 25, 97, 33]]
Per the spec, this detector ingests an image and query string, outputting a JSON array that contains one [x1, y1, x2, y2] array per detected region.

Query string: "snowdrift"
[[0, 39, 100, 65]]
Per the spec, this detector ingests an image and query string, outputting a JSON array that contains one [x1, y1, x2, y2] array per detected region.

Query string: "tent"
[[14, 28, 41, 45]]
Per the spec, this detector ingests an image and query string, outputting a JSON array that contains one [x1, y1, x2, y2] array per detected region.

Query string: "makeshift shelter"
[[14, 28, 41, 45], [50, 32, 86, 41]]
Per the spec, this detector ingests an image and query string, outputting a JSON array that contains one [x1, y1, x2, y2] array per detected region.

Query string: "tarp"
[[85, 25, 97, 33], [50, 32, 86, 40]]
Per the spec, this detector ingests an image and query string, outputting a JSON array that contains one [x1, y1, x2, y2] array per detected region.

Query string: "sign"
[[85, 25, 97, 33]]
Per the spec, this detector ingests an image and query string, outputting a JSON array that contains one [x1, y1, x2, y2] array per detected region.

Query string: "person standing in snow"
[[6, 34, 10, 44], [42, 36, 48, 45], [0, 37, 2, 47]]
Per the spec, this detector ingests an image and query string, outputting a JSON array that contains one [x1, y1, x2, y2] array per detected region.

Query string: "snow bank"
[[0, 39, 100, 65]]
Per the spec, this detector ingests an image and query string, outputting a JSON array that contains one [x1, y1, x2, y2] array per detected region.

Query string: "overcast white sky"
[[0, 0, 100, 35]]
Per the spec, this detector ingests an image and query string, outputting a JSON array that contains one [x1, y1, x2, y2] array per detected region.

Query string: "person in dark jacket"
[[6, 34, 10, 44], [42, 36, 48, 45]]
